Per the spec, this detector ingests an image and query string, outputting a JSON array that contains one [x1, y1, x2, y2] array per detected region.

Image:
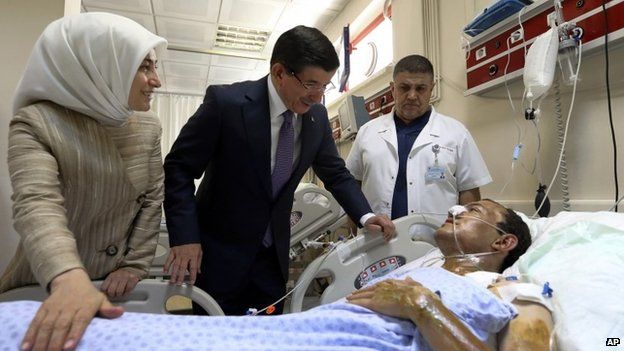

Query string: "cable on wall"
[[602, 0, 618, 212]]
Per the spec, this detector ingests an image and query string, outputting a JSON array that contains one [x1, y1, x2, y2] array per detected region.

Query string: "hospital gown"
[[0, 267, 517, 351]]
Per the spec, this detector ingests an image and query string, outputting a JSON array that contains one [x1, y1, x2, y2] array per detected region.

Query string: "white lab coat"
[[346, 107, 492, 229]]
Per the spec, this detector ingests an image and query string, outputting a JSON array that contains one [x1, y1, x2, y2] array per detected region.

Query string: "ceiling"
[[82, 0, 350, 96]]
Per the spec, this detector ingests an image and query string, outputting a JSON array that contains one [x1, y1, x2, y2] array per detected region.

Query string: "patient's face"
[[435, 200, 507, 255]]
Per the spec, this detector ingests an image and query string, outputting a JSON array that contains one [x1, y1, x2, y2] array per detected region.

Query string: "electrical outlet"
[[510, 28, 524, 43], [476, 47, 487, 61]]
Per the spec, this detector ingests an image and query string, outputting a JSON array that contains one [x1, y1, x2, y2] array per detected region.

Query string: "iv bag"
[[523, 27, 559, 102]]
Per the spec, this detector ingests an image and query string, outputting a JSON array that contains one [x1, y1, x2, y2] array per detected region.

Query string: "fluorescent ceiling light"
[[215, 25, 270, 52]]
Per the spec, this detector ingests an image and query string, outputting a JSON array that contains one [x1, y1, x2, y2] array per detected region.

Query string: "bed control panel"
[[354, 256, 406, 289]]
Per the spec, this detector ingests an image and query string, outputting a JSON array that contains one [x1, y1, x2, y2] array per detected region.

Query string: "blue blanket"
[[0, 268, 516, 350]]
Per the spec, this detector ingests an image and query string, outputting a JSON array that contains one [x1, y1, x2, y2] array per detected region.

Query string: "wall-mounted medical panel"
[[464, 0, 624, 96], [364, 88, 394, 118]]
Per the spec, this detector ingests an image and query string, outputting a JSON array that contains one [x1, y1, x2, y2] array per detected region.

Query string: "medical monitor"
[[338, 95, 369, 141]]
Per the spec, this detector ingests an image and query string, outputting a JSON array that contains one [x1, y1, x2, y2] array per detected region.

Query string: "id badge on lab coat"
[[425, 165, 446, 182]]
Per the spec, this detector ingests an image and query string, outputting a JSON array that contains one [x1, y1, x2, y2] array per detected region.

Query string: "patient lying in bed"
[[0, 200, 552, 351]]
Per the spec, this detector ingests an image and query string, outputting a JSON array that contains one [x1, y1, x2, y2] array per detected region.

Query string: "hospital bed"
[[1, 209, 623, 350], [0, 279, 224, 315], [19, 179, 615, 348], [291, 208, 624, 349]]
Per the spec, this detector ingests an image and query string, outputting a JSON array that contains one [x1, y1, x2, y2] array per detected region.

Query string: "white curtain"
[[152, 94, 203, 159]]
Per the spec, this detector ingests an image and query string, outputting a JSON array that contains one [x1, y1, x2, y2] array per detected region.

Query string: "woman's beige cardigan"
[[0, 101, 164, 292]]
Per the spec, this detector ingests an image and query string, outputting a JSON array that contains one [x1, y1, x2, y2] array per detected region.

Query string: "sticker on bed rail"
[[354, 256, 406, 289], [290, 211, 302, 227]]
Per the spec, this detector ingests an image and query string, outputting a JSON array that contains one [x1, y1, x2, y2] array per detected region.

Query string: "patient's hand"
[[164, 243, 202, 285], [351, 277, 491, 351], [346, 277, 436, 319], [364, 215, 396, 241], [21, 268, 123, 351], [101, 268, 141, 298]]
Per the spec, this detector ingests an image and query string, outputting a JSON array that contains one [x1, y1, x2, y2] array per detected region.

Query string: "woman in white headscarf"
[[0, 12, 167, 351]]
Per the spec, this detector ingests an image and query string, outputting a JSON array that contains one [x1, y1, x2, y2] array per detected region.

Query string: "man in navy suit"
[[163, 25, 395, 315]]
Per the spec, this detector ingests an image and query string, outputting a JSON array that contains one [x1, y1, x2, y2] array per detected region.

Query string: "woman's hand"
[[100, 268, 141, 298], [21, 268, 124, 351], [346, 277, 436, 319]]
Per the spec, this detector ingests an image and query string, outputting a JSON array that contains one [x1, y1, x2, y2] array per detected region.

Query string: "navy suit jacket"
[[164, 76, 371, 295]]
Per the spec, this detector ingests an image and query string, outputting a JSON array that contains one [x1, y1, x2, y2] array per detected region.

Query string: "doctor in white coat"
[[346, 55, 491, 236]]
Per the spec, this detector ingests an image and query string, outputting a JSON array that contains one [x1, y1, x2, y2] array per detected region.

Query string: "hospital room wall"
[[324, 0, 623, 215], [0, 0, 80, 276], [434, 0, 624, 214]]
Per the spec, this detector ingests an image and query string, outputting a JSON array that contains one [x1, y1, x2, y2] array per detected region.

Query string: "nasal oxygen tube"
[[447, 205, 507, 260]]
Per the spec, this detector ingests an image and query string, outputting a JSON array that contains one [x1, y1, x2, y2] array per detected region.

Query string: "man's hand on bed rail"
[[100, 268, 141, 298], [21, 268, 123, 351], [364, 215, 396, 241], [164, 243, 203, 285]]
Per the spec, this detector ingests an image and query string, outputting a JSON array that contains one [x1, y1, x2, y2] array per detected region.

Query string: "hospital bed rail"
[[0, 279, 225, 316], [290, 213, 440, 312], [149, 224, 170, 278], [289, 183, 346, 259]]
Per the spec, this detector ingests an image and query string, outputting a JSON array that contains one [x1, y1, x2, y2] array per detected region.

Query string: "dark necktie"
[[263, 110, 294, 247]]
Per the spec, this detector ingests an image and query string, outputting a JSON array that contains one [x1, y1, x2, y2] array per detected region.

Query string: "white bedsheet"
[[0, 268, 517, 351], [505, 212, 624, 351]]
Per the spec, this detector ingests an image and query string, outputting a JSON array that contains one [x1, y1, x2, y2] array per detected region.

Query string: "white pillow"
[[513, 210, 550, 241], [515, 210, 624, 243]]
